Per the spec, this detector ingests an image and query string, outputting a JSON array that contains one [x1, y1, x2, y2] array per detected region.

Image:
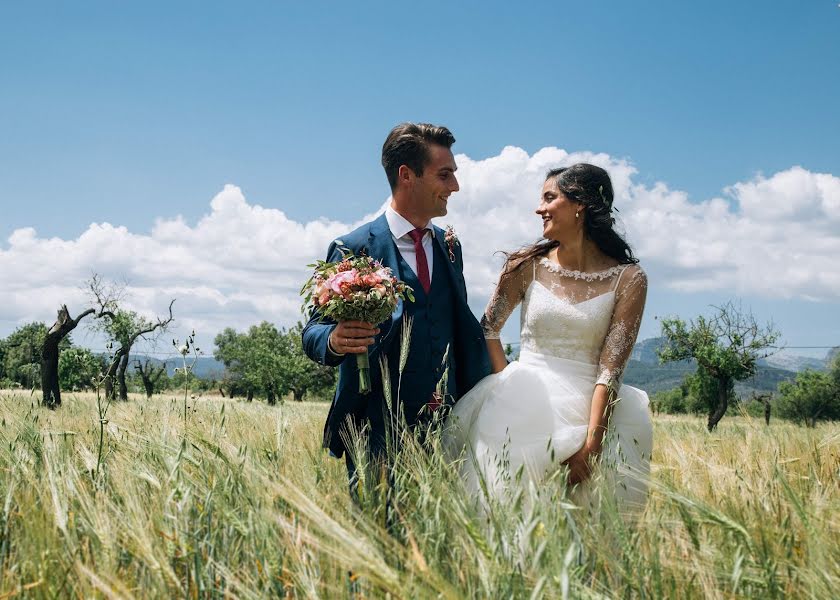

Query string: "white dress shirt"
[[385, 205, 434, 279]]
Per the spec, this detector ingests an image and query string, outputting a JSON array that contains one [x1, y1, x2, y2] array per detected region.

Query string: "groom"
[[302, 122, 491, 483]]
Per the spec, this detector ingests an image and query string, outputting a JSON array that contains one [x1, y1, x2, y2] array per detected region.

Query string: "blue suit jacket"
[[302, 213, 491, 458]]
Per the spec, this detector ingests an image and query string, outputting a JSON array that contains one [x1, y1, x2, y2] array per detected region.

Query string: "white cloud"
[[623, 166, 840, 299], [2, 149, 838, 352], [449, 150, 840, 303]]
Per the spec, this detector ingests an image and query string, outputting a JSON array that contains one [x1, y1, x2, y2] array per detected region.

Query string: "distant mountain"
[[129, 355, 226, 379], [630, 337, 667, 364], [736, 365, 798, 395], [623, 336, 799, 397], [759, 353, 826, 372], [126, 336, 818, 394], [623, 359, 694, 394]]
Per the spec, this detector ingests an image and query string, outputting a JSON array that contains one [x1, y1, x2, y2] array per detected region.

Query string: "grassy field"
[[0, 390, 837, 599]]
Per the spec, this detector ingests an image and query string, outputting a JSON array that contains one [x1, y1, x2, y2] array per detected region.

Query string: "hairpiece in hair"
[[599, 185, 619, 214]]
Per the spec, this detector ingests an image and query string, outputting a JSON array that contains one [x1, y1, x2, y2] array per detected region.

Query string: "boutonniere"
[[444, 225, 459, 263]]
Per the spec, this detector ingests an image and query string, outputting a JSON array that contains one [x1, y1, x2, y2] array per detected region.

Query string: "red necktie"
[[408, 228, 431, 294], [408, 228, 440, 413]]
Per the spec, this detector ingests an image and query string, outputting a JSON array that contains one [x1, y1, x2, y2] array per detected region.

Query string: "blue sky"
[[1, 1, 839, 358]]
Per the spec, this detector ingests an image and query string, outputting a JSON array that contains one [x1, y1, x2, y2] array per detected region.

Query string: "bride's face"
[[536, 178, 581, 240]]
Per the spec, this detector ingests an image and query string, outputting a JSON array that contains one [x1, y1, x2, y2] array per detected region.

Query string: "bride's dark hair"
[[504, 163, 638, 273]]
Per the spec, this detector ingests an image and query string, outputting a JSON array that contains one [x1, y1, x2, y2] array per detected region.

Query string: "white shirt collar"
[[385, 205, 434, 239]]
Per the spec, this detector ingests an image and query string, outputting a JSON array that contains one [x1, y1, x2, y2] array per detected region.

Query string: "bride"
[[445, 163, 653, 509]]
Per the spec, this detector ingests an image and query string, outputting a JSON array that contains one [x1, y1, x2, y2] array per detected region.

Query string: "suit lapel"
[[368, 214, 404, 345], [368, 214, 399, 273], [433, 226, 468, 302], [368, 217, 468, 349]]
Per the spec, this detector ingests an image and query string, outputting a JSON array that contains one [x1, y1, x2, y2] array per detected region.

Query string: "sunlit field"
[[0, 390, 837, 599]]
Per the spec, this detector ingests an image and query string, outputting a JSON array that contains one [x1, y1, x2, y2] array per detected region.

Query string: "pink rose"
[[362, 273, 382, 287], [327, 270, 356, 294], [312, 280, 329, 306]]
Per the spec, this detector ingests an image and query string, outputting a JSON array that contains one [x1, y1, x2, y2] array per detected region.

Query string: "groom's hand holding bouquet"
[[301, 245, 414, 394]]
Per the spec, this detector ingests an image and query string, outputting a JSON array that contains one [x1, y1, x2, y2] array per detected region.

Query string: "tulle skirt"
[[444, 350, 653, 509]]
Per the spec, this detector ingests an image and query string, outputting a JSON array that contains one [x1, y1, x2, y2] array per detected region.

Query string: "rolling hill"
[[622, 337, 802, 397]]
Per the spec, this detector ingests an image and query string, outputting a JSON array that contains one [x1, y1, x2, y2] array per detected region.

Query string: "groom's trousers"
[[343, 400, 448, 513]]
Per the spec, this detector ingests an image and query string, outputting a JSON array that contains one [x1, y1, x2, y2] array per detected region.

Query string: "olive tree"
[[88, 275, 175, 401], [658, 302, 780, 431], [283, 322, 336, 401], [134, 358, 169, 399], [58, 346, 102, 393], [2, 322, 51, 390], [213, 321, 335, 404], [776, 357, 840, 427], [41, 305, 95, 408]]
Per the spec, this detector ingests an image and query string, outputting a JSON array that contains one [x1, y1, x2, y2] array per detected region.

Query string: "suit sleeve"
[[301, 241, 346, 367]]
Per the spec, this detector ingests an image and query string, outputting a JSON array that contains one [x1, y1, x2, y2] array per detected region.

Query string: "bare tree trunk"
[[41, 347, 60, 408], [218, 387, 226, 398], [104, 371, 115, 400], [117, 352, 130, 401], [764, 399, 771, 426], [103, 350, 124, 401], [137, 362, 154, 399], [246, 389, 254, 402], [40, 306, 95, 409], [135, 359, 166, 399], [293, 388, 304, 402], [41, 340, 60, 409], [266, 386, 277, 406], [707, 377, 730, 432]]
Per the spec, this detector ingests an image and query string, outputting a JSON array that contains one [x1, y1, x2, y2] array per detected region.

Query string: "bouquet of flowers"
[[301, 246, 414, 394]]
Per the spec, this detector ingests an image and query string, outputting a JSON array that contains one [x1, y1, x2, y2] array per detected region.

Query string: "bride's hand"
[[563, 446, 595, 485]]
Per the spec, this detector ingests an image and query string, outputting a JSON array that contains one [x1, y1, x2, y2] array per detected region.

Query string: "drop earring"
[[575, 210, 580, 218]]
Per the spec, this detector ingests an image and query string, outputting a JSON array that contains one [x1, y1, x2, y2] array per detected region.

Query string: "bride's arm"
[[589, 265, 648, 454], [566, 265, 648, 483], [485, 339, 508, 374], [481, 259, 530, 374]]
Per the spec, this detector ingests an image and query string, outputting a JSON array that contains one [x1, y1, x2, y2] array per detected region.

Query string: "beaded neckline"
[[538, 257, 624, 281]]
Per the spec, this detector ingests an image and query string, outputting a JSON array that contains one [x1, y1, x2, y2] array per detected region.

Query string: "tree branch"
[[126, 300, 176, 347]]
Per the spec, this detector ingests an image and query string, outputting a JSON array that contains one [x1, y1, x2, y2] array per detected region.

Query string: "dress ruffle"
[[445, 350, 653, 508]]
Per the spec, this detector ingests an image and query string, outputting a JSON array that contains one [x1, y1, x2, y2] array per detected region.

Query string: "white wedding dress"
[[445, 256, 653, 509]]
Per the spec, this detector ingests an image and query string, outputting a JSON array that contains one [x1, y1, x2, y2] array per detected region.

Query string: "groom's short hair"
[[381, 123, 456, 191]]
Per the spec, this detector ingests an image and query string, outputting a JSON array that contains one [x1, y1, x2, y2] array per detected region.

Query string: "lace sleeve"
[[480, 258, 531, 340], [596, 265, 648, 390]]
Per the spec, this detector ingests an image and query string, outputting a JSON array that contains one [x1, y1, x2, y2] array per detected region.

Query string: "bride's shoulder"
[[615, 263, 648, 292], [620, 262, 646, 276], [500, 252, 538, 277]]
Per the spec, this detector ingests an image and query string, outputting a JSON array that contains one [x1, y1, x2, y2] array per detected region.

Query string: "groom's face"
[[409, 144, 460, 220]]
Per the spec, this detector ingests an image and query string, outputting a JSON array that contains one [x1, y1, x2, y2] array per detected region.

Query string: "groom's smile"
[[411, 144, 460, 221]]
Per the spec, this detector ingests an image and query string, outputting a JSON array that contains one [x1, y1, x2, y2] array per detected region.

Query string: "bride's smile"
[[536, 177, 582, 241]]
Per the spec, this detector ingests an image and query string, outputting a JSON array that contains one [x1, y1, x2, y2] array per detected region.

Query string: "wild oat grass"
[[0, 390, 837, 598]]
